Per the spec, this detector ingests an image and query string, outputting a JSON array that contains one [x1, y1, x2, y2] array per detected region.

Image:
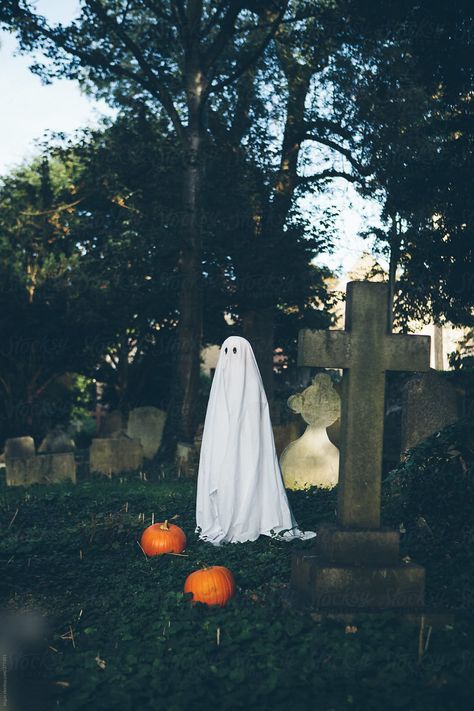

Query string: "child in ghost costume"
[[196, 336, 315, 545]]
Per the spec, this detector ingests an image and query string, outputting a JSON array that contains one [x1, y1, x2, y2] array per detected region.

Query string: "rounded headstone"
[[280, 374, 341, 490], [4, 437, 36, 461], [38, 426, 75, 454], [127, 407, 167, 460], [98, 410, 126, 438]]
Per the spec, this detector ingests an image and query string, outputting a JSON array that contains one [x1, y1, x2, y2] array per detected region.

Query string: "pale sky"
[[0, 0, 383, 274]]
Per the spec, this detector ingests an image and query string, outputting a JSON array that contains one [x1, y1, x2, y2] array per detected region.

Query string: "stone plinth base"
[[314, 524, 400, 566], [291, 523, 425, 610], [292, 552, 425, 609], [309, 609, 454, 627], [282, 586, 453, 627]]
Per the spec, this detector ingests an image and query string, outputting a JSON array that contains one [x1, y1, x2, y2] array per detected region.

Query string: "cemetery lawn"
[[2, 420, 474, 711]]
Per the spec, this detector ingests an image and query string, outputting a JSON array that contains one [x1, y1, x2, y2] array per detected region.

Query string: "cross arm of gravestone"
[[298, 329, 430, 373], [298, 329, 350, 369]]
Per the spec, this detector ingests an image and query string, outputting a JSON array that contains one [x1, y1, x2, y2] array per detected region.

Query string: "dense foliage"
[[0, 110, 332, 445], [348, 1, 474, 326], [1, 1, 473, 447], [1, 420, 474, 710], [383, 419, 474, 610]]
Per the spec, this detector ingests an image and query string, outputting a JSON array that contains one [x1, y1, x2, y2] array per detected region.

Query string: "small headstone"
[[176, 441, 195, 477], [38, 426, 75, 454], [401, 370, 460, 453], [97, 410, 126, 438], [89, 437, 143, 476], [4, 437, 36, 461], [280, 374, 340, 489], [6, 453, 76, 486], [127, 406, 167, 460]]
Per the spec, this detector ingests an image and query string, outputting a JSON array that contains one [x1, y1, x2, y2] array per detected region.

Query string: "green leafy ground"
[[1, 421, 474, 711]]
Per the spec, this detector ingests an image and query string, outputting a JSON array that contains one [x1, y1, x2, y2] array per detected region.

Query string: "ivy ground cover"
[[2, 422, 474, 711]]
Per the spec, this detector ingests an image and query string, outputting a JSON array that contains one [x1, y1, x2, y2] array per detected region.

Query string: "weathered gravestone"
[[280, 374, 340, 489], [97, 410, 126, 438], [89, 435, 143, 476], [4, 437, 36, 460], [401, 370, 459, 454], [127, 406, 166, 460], [6, 453, 76, 486], [5, 437, 76, 486], [38, 426, 76, 454], [291, 281, 431, 610]]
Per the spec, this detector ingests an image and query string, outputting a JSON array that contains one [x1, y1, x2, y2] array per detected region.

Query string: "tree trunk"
[[245, 64, 311, 405], [162, 31, 205, 454], [159, 133, 203, 456], [242, 306, 275, 402], [173, 125, 203, 445]]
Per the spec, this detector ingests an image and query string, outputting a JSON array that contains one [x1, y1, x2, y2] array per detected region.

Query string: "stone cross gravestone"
[[280, 374, 340, 489], [291, 281, 431, 609]]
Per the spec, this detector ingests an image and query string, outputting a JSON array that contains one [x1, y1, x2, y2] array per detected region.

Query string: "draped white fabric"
[[196, 336, 315, 545]]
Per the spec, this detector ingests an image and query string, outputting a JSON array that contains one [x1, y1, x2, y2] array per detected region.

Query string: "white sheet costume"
[[196, 336, 315, 545]]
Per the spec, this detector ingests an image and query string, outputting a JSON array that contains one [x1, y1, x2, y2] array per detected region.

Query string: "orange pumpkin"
[[184, 566, 235, 607], [140, 520, 186, 556]]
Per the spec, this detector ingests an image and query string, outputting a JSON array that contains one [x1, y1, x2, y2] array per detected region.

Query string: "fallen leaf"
[[95, 655, 107, 670], [345, 625, 358, 634]]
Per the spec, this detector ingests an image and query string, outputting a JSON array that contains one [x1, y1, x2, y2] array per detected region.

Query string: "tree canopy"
[[0, 0, 473, 447]]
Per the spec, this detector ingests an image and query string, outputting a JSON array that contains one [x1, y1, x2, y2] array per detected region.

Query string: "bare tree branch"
[[8, 3, 186, 140], [202, 1, 242, 71], [86, 0, 185, 141], [19, 195, 89, 216], [230, 70, 257, 143], [166, 0, 187, 46], [206, 105, 231, 143], [140, 0, 173, 23], [297, 169, 363, 186], [207, 5, 288, 96], [201, 0, 229, 38], [302, 118, 354, 143], [303, 134, 371, 176]]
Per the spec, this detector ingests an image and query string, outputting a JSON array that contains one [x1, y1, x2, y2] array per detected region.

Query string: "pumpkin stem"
[[160, 520, 170, 531]]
